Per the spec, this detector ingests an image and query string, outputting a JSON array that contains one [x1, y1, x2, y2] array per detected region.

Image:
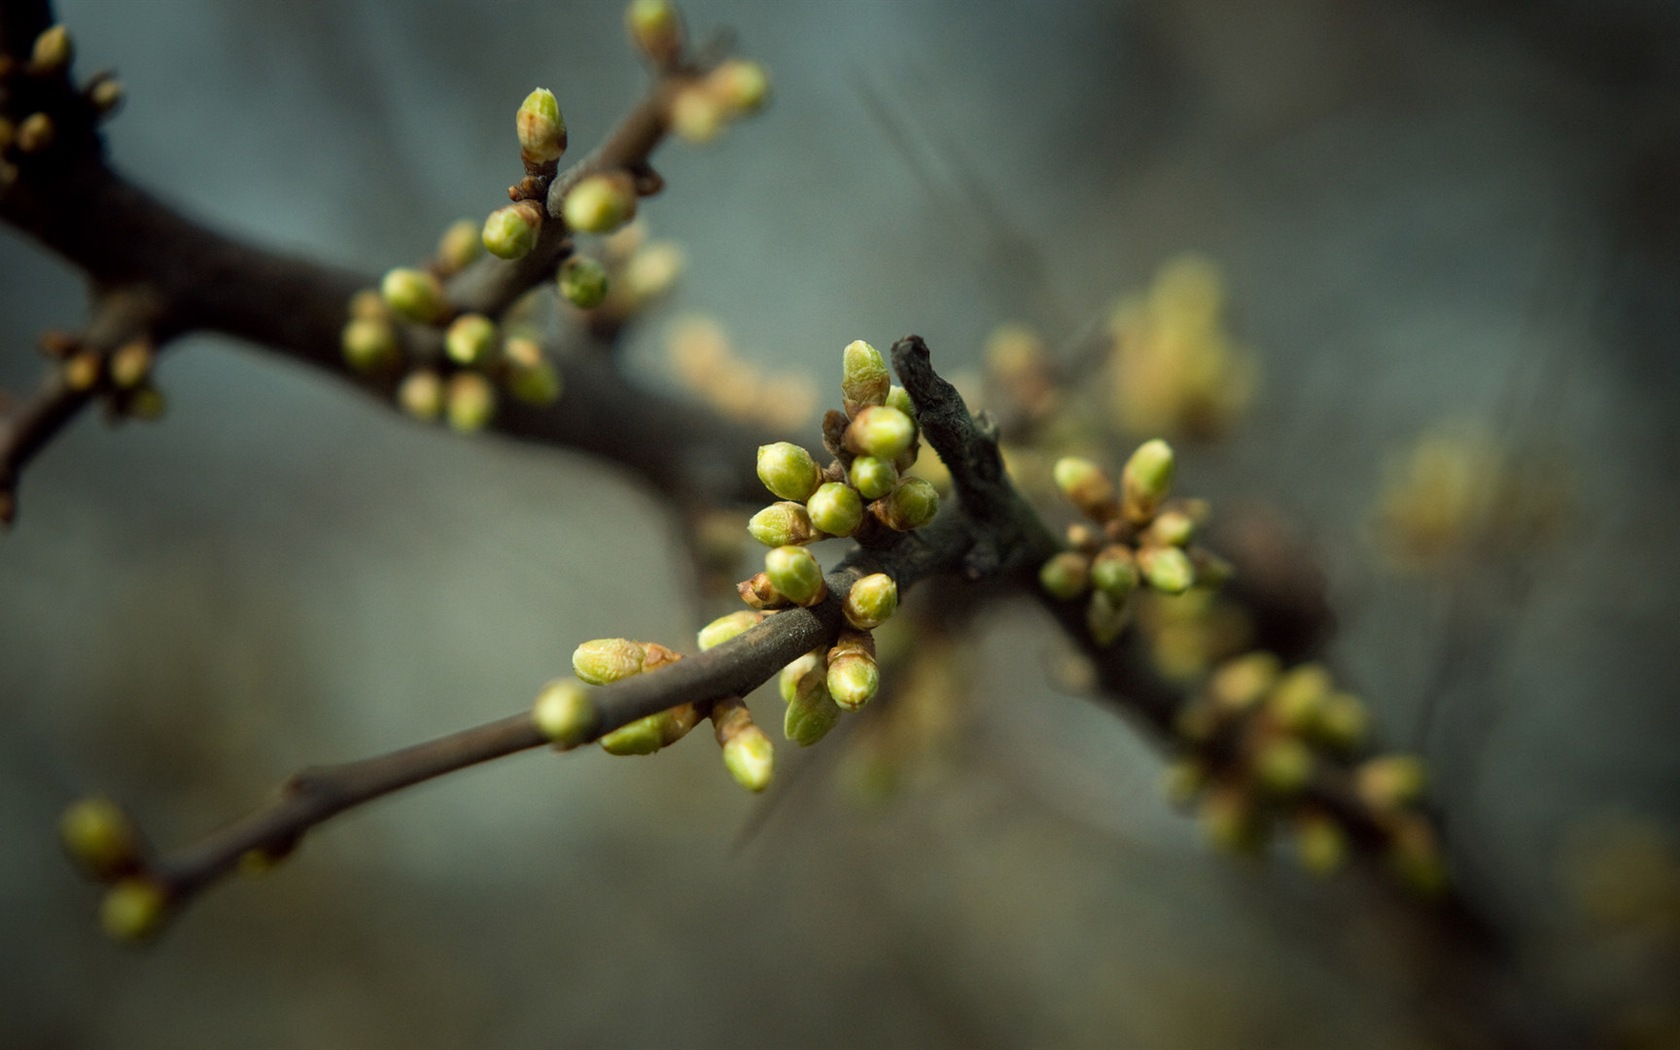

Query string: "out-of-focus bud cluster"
[[0, 25, 127, 189], [1166, 652, 1446, 894], [1372, 420, 1570, 575], [1105, 254, 1258, 441], [39, 327, 167, 423], [1038, 440, 1231, 648], [666, 316, 819, 432], [57, 796, 180, 942], [668, 58, 771, 146]]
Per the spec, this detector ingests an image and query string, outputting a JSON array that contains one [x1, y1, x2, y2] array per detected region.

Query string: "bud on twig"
[[712, 696, 773, 793], [843, 406, 915, 461], [60, 797, 141, 881], [342, 318, 398, 373], [807, 482, 863, 537], [558, 255, 610, 309], [872, 476, 939, 531], [532, 678, 595, 748], [626, 0, 684, 66], [697, 610, 762, 651], [516, 87, 567, 169], [436, 219, 483, 274], [847, 455, 897, 500], [1039, 551, 1091, 601], [482, 201, 543, 261], [397, 370, 444, 421], [748, 502, 814, 548], [444, 314, 498, 367], [1053, 457, 1119, 522], [708, 59, 770, 115], [445, 372, 495, 432], [1121, 439, 1176, 525], [30, 26, 72, 75], [563, 173, 637, 235], [572, 637, 648, 685], [1137, 545, 1195, 594], [599, 703, 702, 755], [843, 573, 898, 630], [101, 878, 170, 942], [756, 442, 821, 501], [380, 268, 446, 324], [841, 339, 890, 416], [764, 545, 826, 607]]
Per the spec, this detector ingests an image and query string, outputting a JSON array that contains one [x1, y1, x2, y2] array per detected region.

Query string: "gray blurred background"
[[3, 0, 1678, 1047]]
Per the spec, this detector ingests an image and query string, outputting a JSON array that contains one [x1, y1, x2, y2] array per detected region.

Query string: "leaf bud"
[[31, 25, 72, 75], [756, 441, 822, 501], [626, 0, 684, 66], [563, 172, 637, 235], [1053, 457, 1120, 522], [481, 201, 543, 261], [807, 481, 863, 537], [1121, 438, 1176, 525], [1294, 811, 1348, 876], [1085, 588, 1131, 646], [444, 313, 498, 367], [572, 637, 647, 685], [435, 218, 483, 273], [765, 545, 826, 607], [380, 267, 446, 323], [872, 476, 939, 531], [841, 339, 890, 415], [516, 87, 567, 167], [1253, 736, 1315, 796], [1137, 545, 1195, 594], [698, 609, 762, 651], [100, 878, 170, 943], [1090, 545, 1138, 602], [1356, 755, 1428, 811], [848, 455, 898, 500], [843, 405, 916, 461], [397, 370, 444, 421], [532, 678, 595, 748], [60, 796, 140, 881], [748, 502, 814, 548], [445, 372, 496, 432], [1039, 551, 1091, 601], [709, 59, 770, 115], [722, 724, 774, 792], [558, 255, 610, 309], [843, 573, 899, 631]]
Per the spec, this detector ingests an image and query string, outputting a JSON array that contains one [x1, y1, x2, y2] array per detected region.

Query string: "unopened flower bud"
[[482, 201, 543, 261], [62, 351, 100, 391], [622, 241, 684, 302], [109, 340, 154, 389], [1253, 736, 1315, 796], [1053, 457, 1119, 521], [599, 703, 702, 755], [843, 405, 915, 461], [784, 681, 841, 745], [433, 218, 483, 274], [1356, 755, 1428, 811], [342, 317, 398, 373], [380, 267, 446, 323], [807, 481, 863, 537], [698, 610, 762, 651], [841, 339, 890, 414], [1039, 551, 1091, 601], [1090, 545, 1138, 601], [444, 313, 498, 366], [709, 59, 770, 114], [1137, 545, 1195, 594], [88, 77, 124, 115], [60, 797, 140, 880], [1268, 663, 1332, 732], [756, 442, 821, 501], [532, 678, 595, 748], [1121, 438, 1176, 525], [1207, 651, 1280, 712], [722, 724, 774, 792], [16, 112, 53, 153], [516, 87, 567, 167], [671, 86, 726, 144], [563, 173, 637, 235], [843, 573, 898, 630], [748, 501, 814, 548], [1147, 509, 1196, 548], [397, 370, 444, 421], [827, 650, 879, 710], [100, 878, 169, 943], [779, 653, 824, 704], [558, 255, 609, 309], [1294, 811, 1348, 876], [626, 0, 683, 65], [1086, 588, 1131, 646], [873, 476, 939, 531], [885, 385, 916, 420], [572, 637, 647, 685], [30, 25, 72, 74], [765, 545, 826, 606], [848, 455, 897, 500], [445, 372, 496, 432], [1312, 692, 1368, 751]]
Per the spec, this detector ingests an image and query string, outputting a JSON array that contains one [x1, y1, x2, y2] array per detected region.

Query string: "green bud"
[[841, 339, 890, 413], [445, 372, 496, 432], [1137, 545, 1195, 594], [100, 878, 169, 943], [848, 455, 898, 500], [60, 796, 140, 881], [1090, 545, 1138, 601], [1294, 812, 1348, 877], [784, 682, 841, 746], [1148, 509, 1196, 548], [444, 313, 498, 367], [722, 725, 774, 793], [482, 201, 543, 261], [1357, 755, 1428, 811], [380, 267, 446, 323], [436, 218, 483, 273], [1039, 551, 1091, 601], [779, 653, 824, 705], [1268, 663, 1332, 731], [748, 501, 815, 548], [30, 25, 72, 75], [572, 637, 646, 685], [517, 87, 567, 166], [88, 77, 124, 116], [710, 59, 770, 114], [756, 442, 822, 501], [843, 573, 898, 630], [16, 112, 53, 154], [1053, 457, 1119, 521], [341, 317, 398, 373], [827, 651, 879, 710], [843, 405, 916, 460], [1253, 736, 1315, 796], [1121, 438, 1176, 524], [1207, 651, 1281, 711], [1312, 692, 1368, 751], [563, 173, 637, 235], [873, 476, 939, 531], [558, 255, 610, 309], [765, 546, 826, 607], [698, 610, 762, 651], [885, 385, 916, 420], [507, 359, 563, 406], [671, 87, 727, 145], [397, 370, 444, 421], [626, 0, 683, 65], [807, 481, 864, 537], [598, 713, 666, 755], [1085, 588, 1131, 646], [532, 678, 595, 747]]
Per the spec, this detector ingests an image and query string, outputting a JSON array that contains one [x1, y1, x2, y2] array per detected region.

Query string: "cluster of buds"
[[1038, 440, 1229, 646], [38, 329, 166, 422], [1166, 652, 1444, 894], [666, 317, 818, 431], [1106, 254, 1257, 441], [538, 622, 775, 793], [58, 796, 171, 942], [624, 0, 769, 144], [0, 25, 122, 188]]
